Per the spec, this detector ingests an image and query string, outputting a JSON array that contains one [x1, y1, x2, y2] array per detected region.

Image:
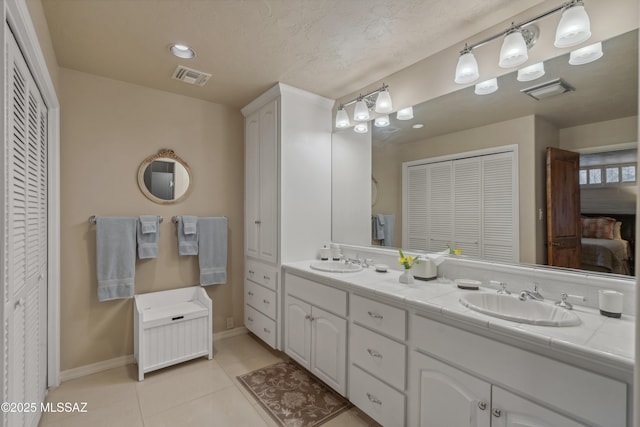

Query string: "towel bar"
[[88, 215, 163, 224], [171, 215, 227, 223]]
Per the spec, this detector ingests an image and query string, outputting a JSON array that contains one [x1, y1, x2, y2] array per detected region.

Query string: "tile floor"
[[38, 332, 381, 427]]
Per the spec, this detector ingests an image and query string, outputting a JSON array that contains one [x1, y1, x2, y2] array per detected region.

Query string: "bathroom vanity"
[[281, 260, 633, 427]]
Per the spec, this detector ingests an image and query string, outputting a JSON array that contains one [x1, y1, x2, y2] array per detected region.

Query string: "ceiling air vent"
[[171, 65, 211, 86], [521, 78, 574, 100]]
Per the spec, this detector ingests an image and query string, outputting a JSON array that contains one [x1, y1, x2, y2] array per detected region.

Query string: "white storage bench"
[[134, 286, 213, 381]]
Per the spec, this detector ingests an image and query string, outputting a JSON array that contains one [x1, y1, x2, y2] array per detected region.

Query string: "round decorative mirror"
[[137, 149, 192, 204]]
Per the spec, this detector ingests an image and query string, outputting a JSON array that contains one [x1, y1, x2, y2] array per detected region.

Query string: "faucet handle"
[[492, 281, 510, 295], [555, 292, 573, 310]]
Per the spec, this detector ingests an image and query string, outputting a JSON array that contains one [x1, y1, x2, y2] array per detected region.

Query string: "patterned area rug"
[[237, 360, 352, 427]]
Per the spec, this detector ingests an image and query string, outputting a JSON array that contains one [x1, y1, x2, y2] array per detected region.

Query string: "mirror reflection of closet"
[[137, 149, 192, 204]]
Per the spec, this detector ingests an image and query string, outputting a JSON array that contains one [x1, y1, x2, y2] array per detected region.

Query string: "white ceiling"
[[41, 0, 548, 108]]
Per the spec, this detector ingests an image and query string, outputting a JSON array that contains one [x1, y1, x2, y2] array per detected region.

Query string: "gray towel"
[[382, 214, 395, 247], [372, 214, 385, 240], [178, 216, 198, 255], [198, 217, 227, 286], [96, 217, 137, 302], [137, 215, 159, 259]]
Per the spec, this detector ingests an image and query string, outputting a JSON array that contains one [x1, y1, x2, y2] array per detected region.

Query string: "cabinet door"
[[245, 111, 260, 258], [491, 387, 584, 427], [411, 351, 491, 427], [284, 295, 311, 369], [258, 100, 278, 263], [311, 306, 347, 396]]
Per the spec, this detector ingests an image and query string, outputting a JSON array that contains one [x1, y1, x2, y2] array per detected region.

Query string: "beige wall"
[[59, 68, 244, 370], [25, 0, 59, 94], [559, 116, 638, 151]]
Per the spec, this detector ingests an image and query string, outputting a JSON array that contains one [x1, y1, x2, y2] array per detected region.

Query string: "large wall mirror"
[[137, 149, 193, 204], [332, 28, 638, 279]]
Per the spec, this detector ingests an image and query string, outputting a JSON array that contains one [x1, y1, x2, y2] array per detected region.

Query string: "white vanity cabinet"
[[244, 260, 278, 348], [284, 273, 348, 395], [349, 295, 408, 426], [409, 313, 627, 427]]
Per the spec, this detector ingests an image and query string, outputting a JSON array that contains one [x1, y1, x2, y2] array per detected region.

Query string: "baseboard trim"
[[60, 354, 135, 383], [58, 327, 249, 383]]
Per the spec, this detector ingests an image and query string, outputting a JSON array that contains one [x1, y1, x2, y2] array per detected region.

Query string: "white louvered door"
[[405, 165, 428, 250], [453, 158, 482, 257], [426, 162, 453, 252], [6, 26, 48, 427]]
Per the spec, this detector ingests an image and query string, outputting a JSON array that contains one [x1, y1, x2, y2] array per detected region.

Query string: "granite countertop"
[[282, 260, 635, 377]]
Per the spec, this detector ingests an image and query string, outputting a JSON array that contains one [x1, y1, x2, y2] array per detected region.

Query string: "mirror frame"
[[137, 149, 193, 204]]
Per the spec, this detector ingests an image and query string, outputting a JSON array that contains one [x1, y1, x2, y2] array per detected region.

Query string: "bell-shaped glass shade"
[[569, 42, 602, 65], [396, 106, 414, 121], [374, 90, 393, 113], [353, 122, 368, 134], [499, 30, 528, 68], [374, 114, 390, 127], [454, 51, 479, 84], [335, 108, 350, 128], [474, 78, 498, 95], [353, 99, 370, 121], [554, 4, 591, 48], [517, 62, 545, 82]]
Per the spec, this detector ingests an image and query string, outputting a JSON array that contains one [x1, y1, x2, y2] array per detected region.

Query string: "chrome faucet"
[[493, 281, 510, 295], [345, 256, 373, 268], [518, 283, 544, 301]]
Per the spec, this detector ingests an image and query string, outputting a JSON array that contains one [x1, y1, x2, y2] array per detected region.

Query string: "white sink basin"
[[459, 293, 581, 327], [310, 261, 363, 273]]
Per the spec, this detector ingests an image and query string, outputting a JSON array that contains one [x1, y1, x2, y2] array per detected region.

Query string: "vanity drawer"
[[245, 304, 276, 349], [246, 260, 277, 291], [351, 294, 406, 340], [351, 324, 406, 391], [285, 273, 347, 317], [245, 280, 276, 319], [349, 365, 405, 427]]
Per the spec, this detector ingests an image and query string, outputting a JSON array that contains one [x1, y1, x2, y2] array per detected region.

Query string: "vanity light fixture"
[[517, 62, 545, 82], [354, 122, 369, 133], [396, 106, 414, 121], [454, 0, 591, 83], [474, 78, 499, 95], [374, 114, 390, 127], [335, 107, 351, 128], [169, 43, 196, 59], [568, 42, 603, 65], [335, 84, 393, 131]]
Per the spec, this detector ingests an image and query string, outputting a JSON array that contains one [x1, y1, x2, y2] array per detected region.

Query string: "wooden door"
[[546, 147, 581, 268]]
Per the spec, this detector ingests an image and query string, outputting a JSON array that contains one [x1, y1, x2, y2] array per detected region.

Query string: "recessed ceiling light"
[[169, 43, 196, 59], [412, 124, 424, 129]]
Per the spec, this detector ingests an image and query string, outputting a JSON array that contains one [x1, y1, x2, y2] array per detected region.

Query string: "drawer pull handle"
[[478, 401, 487, 411], [263, 299, 270, 304], [248, 317, 254, 322], [367, 311, 383, 320], [263, 327, 271, 333], [171, 316, 184, 321], [492, 408, 502, 418], [366, 393, 382, 405], [255, 220, 261, 224], [305, 315, 311, 320], [248, 291, 254, 296], [367, 349, 383, 359], [248, 270, 254, 275], [264, 275, 270, 281]]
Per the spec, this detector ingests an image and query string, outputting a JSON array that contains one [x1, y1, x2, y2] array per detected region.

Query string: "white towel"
[[198, 217, 227, 286], [178, 216, 198, 255], [96, 217, 137, 302], [137, 215, 159, 259]]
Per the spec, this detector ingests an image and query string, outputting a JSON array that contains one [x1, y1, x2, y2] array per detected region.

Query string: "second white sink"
[[310, 260, 363, 273], [459, 292, 581, 327]]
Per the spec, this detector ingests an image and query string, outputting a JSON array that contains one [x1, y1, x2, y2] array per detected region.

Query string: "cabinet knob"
[[263, 299, 270, 304], [304, 314, 311, 320], [264, 275, 270, 281], [366, 393, 382, 405], [255, 220, 261, 225], [492, 408, 502, 418], [477, 401, 487, 411], [367, 348, 383, 359], [263, 327, 270, 334], [247, 317, 254, 322], [248, 270, 255, 275], [248, 291, 254, 296], [367, 311, 383, 320]]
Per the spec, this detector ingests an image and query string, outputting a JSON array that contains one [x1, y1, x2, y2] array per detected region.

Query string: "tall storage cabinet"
[[242, 84, 333, 350]]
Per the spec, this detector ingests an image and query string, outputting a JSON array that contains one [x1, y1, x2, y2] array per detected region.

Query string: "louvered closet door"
[[482, 152, 517, 262], [453, 158, 481, 257], [6, 26, 48, 427], [426, 162, 453, 253], [405, 165, 428, 250]]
